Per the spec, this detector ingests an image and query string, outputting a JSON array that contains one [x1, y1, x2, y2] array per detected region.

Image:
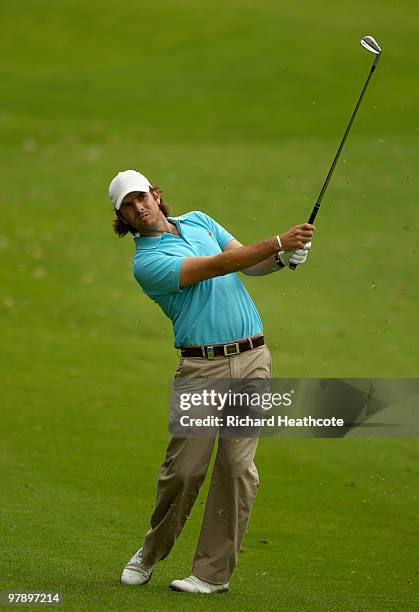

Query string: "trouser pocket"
[[174, 357, 185, 380]]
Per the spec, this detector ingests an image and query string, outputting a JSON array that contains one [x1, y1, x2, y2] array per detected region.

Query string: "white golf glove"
[[279, 241, 312, 267]]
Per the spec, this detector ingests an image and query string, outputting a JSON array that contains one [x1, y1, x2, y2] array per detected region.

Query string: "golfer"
[[109, 170, 314, 593]]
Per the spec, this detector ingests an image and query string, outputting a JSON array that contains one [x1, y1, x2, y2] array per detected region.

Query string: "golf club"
[[289, 35, 382, 270]]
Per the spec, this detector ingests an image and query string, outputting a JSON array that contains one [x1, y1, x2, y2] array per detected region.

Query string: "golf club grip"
[[289, 204, 320, 270]]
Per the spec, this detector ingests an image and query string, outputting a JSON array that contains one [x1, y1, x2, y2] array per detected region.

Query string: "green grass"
[[1, 0, 419, 610]]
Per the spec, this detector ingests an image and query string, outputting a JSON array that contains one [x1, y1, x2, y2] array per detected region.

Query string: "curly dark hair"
[[112, 187, 170, 237]]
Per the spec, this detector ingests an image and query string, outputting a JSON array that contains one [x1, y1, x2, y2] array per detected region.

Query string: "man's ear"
[[151, 188, 161, 205]]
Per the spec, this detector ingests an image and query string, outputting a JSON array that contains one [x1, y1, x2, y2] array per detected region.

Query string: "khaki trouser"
[[141, 343, 272, 584]]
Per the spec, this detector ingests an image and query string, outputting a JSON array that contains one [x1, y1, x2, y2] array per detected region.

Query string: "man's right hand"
[[279, 223, 315, 251]]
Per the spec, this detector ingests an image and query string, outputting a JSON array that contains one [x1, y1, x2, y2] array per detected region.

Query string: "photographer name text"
[[179, 415, 345, 428]]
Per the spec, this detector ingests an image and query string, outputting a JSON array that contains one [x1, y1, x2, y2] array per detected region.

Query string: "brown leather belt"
[[181, 335, 265, 359]]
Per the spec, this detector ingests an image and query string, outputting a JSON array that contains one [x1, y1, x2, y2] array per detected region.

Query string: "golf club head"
[[360, 35, 382, 55]]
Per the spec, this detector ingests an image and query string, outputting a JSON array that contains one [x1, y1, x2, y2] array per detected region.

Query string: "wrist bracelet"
[[276, 235, 283, 250]]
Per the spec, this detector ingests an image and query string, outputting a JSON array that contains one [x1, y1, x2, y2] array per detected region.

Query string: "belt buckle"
[[224, 342, 240, 356], [206, 346, 215, 360]]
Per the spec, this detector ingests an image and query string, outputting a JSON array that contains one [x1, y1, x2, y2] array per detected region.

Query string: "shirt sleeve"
[[133, 252, 184, 295], [197, 212, 235, 250]]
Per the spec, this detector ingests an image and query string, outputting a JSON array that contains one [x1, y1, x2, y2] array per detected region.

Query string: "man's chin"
[[134, 220, 157, 234]]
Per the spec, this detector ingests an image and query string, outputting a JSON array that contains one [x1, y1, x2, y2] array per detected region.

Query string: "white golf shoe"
[[170, 575, 229, 593], [120, 548, 154, 585]]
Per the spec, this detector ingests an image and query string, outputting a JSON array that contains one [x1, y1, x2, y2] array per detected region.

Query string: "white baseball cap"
[[108, 170, 152, 210]]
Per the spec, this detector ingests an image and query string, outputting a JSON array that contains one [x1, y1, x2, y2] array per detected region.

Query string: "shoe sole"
[[169, 584, 228, 593]]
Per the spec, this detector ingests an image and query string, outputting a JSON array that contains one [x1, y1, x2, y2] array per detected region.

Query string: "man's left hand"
[[279, 241, 312, 267]]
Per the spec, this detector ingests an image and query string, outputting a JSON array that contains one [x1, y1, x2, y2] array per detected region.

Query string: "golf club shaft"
[[290, 53, 381, 270]]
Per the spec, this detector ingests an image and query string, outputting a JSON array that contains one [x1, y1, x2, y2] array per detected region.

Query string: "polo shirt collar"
[[133, 215, 186, 250]]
